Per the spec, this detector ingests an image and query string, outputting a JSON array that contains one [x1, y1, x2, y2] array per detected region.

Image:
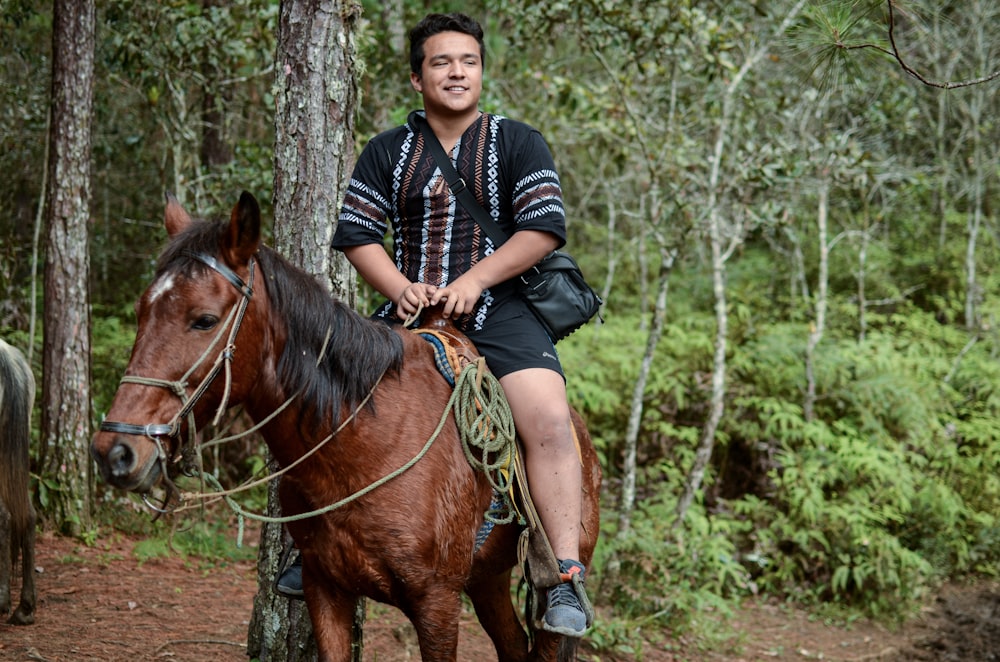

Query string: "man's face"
[[410, 31, 483, 119]]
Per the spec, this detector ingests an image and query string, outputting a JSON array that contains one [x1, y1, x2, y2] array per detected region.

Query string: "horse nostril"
[[107, 441, 136, 478]]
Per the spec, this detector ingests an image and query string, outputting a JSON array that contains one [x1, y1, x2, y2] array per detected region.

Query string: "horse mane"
[[157, 219, 405, 430]]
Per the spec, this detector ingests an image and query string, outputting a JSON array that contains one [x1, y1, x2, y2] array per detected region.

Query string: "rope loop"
[[453, 358, 518, 525]]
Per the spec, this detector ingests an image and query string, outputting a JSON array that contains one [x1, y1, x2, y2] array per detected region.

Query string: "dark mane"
[[157, 219, 405, 429]]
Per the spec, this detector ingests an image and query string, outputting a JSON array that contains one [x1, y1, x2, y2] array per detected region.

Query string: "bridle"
[[99, 252, 256, 507], [98, 253, 511, 529]]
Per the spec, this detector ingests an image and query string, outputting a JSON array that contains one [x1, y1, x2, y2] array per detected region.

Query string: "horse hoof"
[[8, 608, 35, 626]]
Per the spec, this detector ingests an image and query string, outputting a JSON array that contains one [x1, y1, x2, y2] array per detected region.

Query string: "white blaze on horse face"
[[148, 272, 176, 305]]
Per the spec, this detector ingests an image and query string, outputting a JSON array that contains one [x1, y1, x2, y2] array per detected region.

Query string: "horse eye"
[[191, 315, 219, 331]]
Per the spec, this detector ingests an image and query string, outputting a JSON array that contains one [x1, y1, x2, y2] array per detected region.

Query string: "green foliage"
[[89, 486, 258, 566], [788, 0, 888, 92], [91, 310, 138, 421], [35, 474, 63, 511], [561, 308, 717, 467], [132, 517, 256, 567], [99, 0, 277, 308], [573, 285, 1000, 640], [721, 316, 1000, 618], [587, 469, 753, 657]]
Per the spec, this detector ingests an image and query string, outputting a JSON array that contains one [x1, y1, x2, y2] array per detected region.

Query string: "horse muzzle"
[[91, 432, 165, 493]]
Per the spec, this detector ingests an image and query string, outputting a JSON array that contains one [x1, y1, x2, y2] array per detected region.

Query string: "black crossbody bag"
[[417, 118, 603, 341]]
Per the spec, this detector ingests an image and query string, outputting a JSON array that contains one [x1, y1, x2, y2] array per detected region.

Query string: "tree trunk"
[[40, 0, 95, 536], [804, 180, 829, 422], [675, 191, 731, 526], [855, 214, 869, 343], [270, 0, 361, 301], [247, 1, 361, 660], [673, 71, 737, 528], [617, 247, 676, 540], [963, 82, 984, 332]]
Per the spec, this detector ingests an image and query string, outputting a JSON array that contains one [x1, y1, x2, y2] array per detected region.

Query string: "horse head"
[[91, 192, 267, 496]]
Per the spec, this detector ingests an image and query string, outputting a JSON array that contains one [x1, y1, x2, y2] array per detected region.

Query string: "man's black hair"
[[408, 13, 485, 75]]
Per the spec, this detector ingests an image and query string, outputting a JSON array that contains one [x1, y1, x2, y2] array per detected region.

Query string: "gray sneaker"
[[275, 555, 304, 599], [542, 559, 589, 637]]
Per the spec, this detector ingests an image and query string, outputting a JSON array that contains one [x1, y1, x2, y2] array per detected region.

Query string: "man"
[[283, 12, 590, 637]]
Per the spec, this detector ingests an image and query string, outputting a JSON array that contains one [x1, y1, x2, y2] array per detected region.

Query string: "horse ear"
[[222, 191, 261, 267], [164, 192, 192, 237]]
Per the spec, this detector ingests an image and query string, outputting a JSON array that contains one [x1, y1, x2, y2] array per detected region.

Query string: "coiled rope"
[[452, 357, 518, 525]]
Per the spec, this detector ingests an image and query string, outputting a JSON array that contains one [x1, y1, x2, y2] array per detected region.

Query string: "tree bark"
[[962, 72, 985, 332], [270, 0, 361, 301], [247, 1, 361, 660], [40, 0, 95, 535]]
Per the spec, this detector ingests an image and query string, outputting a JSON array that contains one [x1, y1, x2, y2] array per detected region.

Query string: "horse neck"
[[237, 252, 401, 468]]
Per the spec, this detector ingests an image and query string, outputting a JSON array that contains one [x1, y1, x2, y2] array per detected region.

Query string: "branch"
[[837, 1, 1000, 89]]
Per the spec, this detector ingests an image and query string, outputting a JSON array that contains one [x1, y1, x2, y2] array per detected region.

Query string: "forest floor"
[[1, 529, 999, 661]]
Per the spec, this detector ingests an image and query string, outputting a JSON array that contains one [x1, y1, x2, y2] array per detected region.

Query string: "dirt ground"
[[2, 530, 999, 662]]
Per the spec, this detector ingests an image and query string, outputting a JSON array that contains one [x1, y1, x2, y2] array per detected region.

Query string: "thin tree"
[[247, 1, 361, 660], [675, 0, 808, 525], [618, 244, 678, 539], [803, 178, 830, 422], [40, 0, 95, 535]]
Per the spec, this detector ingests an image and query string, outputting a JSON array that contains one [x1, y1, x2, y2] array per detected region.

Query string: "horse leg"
[[304, 586, 357, 662], [528, 629, 581, 662], [466, 568, 529, 662], [404, 589, 464, 662], [10, 503, 36, 625], [0, 504, 11, 617]]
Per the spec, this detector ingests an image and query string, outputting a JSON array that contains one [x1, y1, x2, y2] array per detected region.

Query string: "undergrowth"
[[560, 302, 1000, 656]]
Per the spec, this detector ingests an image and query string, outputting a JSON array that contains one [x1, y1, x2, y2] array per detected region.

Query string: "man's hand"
[[397, 282, 438, 319], [430, 275, 485, 318]]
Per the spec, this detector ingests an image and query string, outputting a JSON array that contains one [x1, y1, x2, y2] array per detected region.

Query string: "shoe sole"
[[541, 622, 588, 638], [275, 586, 305, 599]]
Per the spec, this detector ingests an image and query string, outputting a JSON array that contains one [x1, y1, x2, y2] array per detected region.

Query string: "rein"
[[99, 253, 256, 508]]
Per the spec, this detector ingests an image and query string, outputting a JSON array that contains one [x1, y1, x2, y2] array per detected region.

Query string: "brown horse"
[[0, 338, 36, 626], [90, 192, 601, 662]]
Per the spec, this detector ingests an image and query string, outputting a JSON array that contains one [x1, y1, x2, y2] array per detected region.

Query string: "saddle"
[[411, 310, 481, 385]]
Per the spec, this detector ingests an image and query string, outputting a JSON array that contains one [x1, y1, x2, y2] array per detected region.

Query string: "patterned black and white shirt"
[[333, 111, 566, 331]]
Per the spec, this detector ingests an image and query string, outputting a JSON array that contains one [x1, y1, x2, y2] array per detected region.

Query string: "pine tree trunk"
[[271, 0, 361, 301], [41, 0, 95, 536], [247, 1, 361, 659]]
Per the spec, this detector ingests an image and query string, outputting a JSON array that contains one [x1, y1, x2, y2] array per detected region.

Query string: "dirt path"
[[1, 531, 997, 661]]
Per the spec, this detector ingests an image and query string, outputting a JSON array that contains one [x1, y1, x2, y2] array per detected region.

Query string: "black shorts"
[[463, 298, 564, 380]]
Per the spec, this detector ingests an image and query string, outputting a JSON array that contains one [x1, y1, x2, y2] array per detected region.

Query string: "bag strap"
[[414, 113, 510, 247]]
